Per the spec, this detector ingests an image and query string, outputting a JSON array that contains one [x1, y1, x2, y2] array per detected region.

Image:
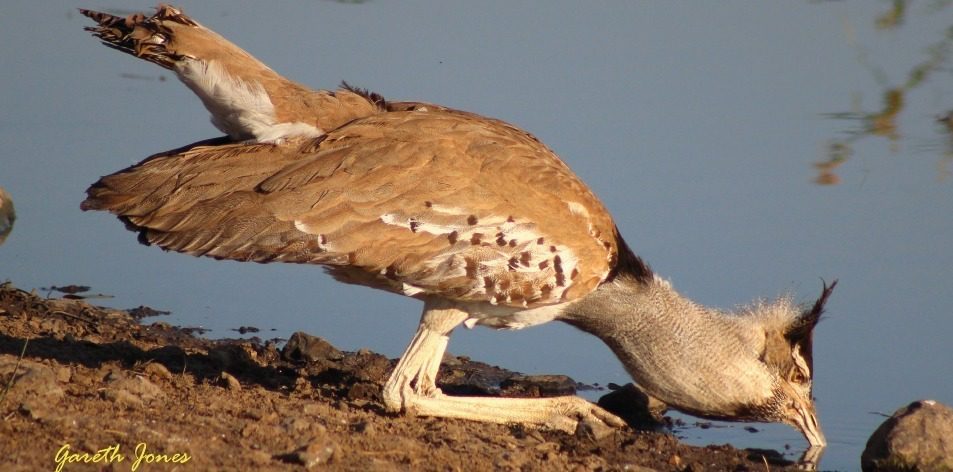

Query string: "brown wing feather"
[[84, 110, 620, 307]]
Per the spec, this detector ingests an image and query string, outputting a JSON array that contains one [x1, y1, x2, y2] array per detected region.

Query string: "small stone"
[[344, 351, 390, 383], [281, 332, 343, 363], [346, 382, 380, 403], [17, 400, 47, 420], [862, 399, 953, 471], [619, 466, 657, 472], [220, 372, 241, 391], [143, 362, 173, 381], [276, 437, 336, 468], [126, 305, 170, 320], [102, 368, 124, 383], [104, 375, 164, 407], [54, 366, 71, 383], [103, 388, 143, 407], [0, 358, 65, 417], [500, 374, 577, 397], [282, 417, 312, 435], [241, 424, 253, 438], [293, 377, 314, 394], [578, 454, 608, 470], [248, 450, 273, 465], [533, 441, 559, 453], [208, 344, 255, 370], [597, 383, 667, 428], [349, 420, 372, 434], [441, 351, 462, 366]]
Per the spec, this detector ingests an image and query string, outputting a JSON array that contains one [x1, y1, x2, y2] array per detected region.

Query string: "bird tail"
[[80, 5, 384, 141], [79, 5, 248, 71]]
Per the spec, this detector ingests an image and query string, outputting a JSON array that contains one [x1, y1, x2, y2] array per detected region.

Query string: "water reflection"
[[875, 0, 908, 30], [0, 187, 14, 246], [800, 446, 824, 471], [937, 111, 953, 179], [815, 2, 953, 184]]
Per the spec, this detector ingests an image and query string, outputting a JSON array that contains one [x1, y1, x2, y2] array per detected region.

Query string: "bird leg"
[[382, 301, 466, 406], [382, 300, 626, 433]]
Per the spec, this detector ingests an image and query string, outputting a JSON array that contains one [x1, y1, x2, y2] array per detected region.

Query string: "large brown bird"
[[80, 5, 834, 450]]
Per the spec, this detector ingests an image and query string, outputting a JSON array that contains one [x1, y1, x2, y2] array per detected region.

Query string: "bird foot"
[[385, 384, 626, 434], [380, 303, 625, 434]]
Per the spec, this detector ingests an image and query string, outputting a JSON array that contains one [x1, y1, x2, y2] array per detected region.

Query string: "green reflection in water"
[[816, 1, 952, 184]]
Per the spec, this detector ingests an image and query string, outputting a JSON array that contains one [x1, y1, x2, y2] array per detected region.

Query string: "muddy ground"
[[0, 281, 801, 471]]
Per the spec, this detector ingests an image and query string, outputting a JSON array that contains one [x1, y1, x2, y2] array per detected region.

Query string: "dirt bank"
[[0, 282, 797, 471]]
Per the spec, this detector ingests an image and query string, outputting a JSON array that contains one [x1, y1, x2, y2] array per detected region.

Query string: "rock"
[[208, 344, 258, 370], [500, 374, 577, 397], [126, 305, 171, 320], [342, 350, 390, 383], [276, 437, 336, 468], [281, 332, 344, 363], [597, 383, 667, 428], [103, 375, 165, 407], [103, 389, 144, 408], [248, 450, 273, 466], [281, 417, 312, 435], [440, 351, 463, 366], [618, 466, 658, 472], [349, 420, 372, 434], [0, 358, 64, 419], [54, 366, 71, 383], [346, 382, 380, 404], [143, 362, 173, 381], [862, 399, 953, 472], [220, 372, 241, 391]]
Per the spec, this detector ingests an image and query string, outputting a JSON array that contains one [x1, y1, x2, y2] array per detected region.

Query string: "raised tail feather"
[[80, 4, 385, 141], [80, 5, 201, 70]]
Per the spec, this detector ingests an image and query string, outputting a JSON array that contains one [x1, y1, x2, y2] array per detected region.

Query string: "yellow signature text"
[[54, 443, 191, 471]]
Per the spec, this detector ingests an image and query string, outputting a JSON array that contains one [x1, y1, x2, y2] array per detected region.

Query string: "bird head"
[[563, 268, 838, 449], [747, 280, 837, 448]]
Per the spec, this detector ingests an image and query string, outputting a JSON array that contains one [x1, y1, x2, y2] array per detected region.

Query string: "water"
[[2, 2, 951, 469]]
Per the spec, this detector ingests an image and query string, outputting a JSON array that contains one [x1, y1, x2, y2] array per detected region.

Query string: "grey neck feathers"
[[561, 275, 781, 419]]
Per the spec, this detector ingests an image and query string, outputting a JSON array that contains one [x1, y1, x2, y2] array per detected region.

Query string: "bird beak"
[[791, 399, 826, 448]]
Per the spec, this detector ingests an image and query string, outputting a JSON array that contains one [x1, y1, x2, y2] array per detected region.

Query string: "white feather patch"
[[566, 201, 589, 218], [175, 58, 323, 142]]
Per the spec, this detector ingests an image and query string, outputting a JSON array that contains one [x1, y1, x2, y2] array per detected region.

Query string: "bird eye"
[[789, 369, 807, 384]]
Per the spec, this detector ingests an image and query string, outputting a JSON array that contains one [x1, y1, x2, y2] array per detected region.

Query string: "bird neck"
[[561, 275, 775, 419]]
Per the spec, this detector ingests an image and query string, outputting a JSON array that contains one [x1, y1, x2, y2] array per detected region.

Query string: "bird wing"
[[83, 110, 621, 308]]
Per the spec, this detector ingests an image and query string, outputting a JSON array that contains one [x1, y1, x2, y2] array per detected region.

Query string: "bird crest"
[[785, 279, 838, 372]]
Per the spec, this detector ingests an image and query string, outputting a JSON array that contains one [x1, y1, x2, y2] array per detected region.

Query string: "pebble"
[[276, 437, 337, 468], [281, 332, 344, 363], [0, 358, 64, 419], [220, 372, 241, 391], [143, 362, 173, 381], [597, 382, 667, 428], [501, 374, 577, 397], [103, 375, 165, 407]]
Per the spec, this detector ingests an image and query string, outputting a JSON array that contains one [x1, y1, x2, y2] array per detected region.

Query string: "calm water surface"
[[2, 2, 951, 470]]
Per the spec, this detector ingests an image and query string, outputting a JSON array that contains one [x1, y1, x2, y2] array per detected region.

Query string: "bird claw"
[[575, 416, 616, 440], [551, 396, 627, 434]]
